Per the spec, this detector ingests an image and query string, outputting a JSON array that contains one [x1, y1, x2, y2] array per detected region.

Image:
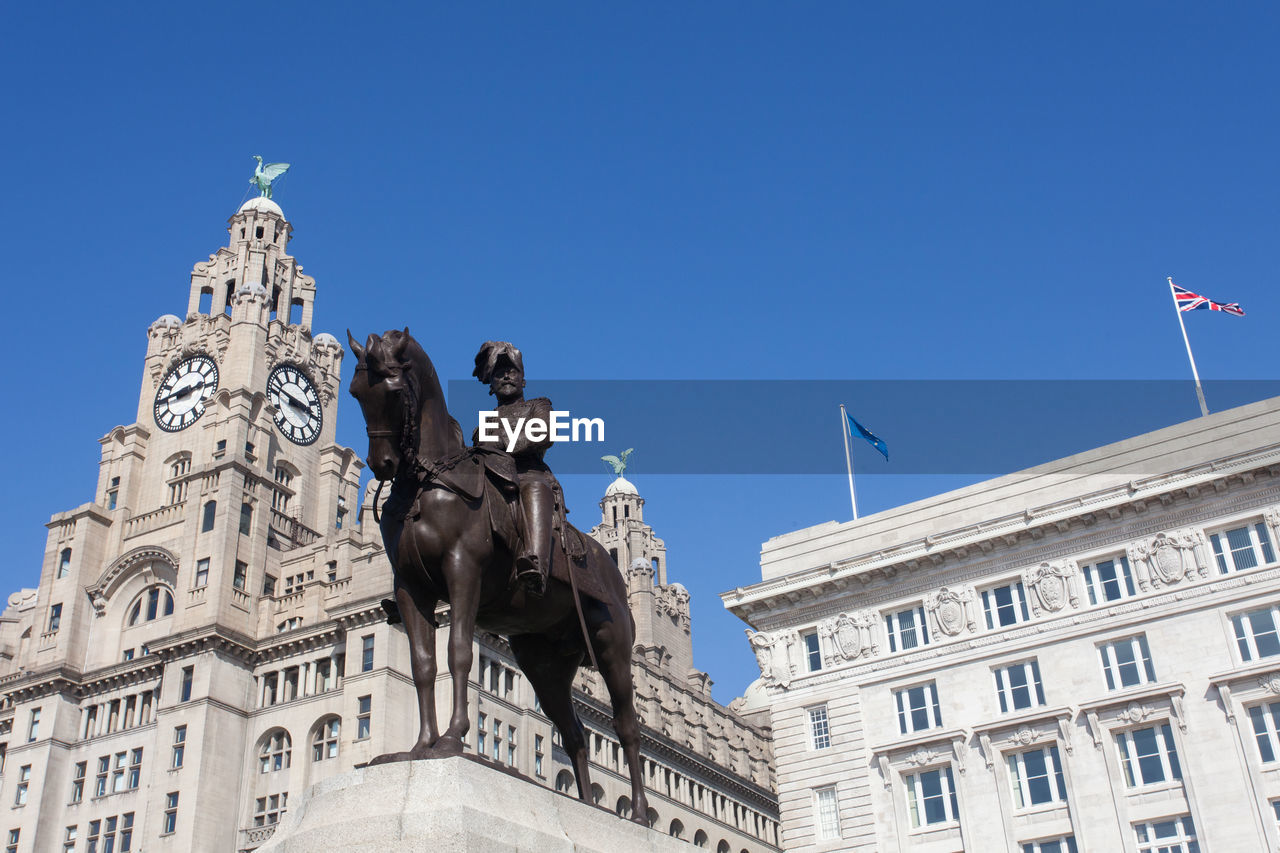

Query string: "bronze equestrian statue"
[[346, 328, 651, 825]]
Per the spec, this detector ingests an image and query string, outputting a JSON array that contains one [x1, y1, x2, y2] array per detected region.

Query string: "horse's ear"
[[346, 329, 366, 362], [391, 328, 410, 362]]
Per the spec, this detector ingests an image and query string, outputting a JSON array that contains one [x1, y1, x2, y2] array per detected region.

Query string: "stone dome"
[[313, 332, 340, 349], [605, 476, 638, 496], [238, 196, 284, 217], [149, 314, 182, 331]]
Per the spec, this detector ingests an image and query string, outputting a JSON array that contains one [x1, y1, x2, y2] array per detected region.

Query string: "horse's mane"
[[370, 328, 465, 450]]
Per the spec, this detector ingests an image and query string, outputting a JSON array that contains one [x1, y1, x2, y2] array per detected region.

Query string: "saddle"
[[409, 447, 608, 603]]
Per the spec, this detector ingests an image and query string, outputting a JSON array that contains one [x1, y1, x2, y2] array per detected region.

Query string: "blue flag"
[[846, 412, 888, 461]]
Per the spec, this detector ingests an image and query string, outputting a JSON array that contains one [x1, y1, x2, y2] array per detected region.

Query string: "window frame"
[[885, 606, 930, 653], [1099, 635, 1157, 690], [981, 579, 1032, 629], [1248, 699, 1280, 764], [1210, 518, 1276, 574], [903, 765, 960, 829], [1232, 604, 1280, 662], [1133, 814, 1198, 853], [894, 681, 943, 735], [1081, 555, 1138, 605], [994, 659, 1046, 713], [1116, 723, 1182, 788], [813, 785, 840, 840], [1006, 744, 1068, 809], [807, 705, 831, 750]]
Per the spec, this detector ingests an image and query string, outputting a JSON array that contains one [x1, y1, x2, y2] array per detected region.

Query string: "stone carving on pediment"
[[904, 747, 939, 767], [1129, 530, 1206, 591], [924, 587, 976, 639], [1023, 561, 1080, 616], [1117, 702, 1152, 725], [1259, 673, 1280, 695], [818, 611, 879, 664], [1009, 727, 1036, 746], [746, 629, 797, 689]]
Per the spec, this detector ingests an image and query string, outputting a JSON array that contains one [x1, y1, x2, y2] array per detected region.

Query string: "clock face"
[[154, 355, 219, 432], [267, 364, 323, 445]]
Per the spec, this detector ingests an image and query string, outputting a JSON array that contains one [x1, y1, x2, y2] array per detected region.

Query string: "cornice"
[[728, 455, 1280, 627]]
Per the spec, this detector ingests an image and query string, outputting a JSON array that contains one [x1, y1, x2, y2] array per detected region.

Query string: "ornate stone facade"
[[0, 201, 777, 853], [723, 398, 1280, 852]]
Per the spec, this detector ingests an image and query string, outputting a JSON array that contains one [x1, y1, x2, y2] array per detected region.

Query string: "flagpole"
[[839, 404, 859, 520], [1168, 276, 1210, 417]]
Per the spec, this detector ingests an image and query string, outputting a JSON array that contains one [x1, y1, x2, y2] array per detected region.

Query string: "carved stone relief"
[[1260, 672, 1280, 695], [1022, 561, 1080, 616], [924, 587, 977, 639], [1128, 530, 1207, 591], [818, 611, 879, 664], [745, 628, 797, 689]]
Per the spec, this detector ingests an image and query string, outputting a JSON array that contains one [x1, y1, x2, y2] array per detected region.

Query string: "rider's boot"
[[516, 483, 553, 596]]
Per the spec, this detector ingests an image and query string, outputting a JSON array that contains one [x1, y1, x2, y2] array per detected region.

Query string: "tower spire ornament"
[[250, 155, 290, 199], [601, 447, 635, 478]]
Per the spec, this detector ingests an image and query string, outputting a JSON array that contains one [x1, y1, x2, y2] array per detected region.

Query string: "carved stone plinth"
[[256, 758, 690, 853]]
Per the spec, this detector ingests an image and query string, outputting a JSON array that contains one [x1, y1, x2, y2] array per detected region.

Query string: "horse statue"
[[346, 328, 651, 824]]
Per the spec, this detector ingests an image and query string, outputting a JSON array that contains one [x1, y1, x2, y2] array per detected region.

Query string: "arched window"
[[554, 770, 574, 793], [201, 501, 216, 532], [590, 783, 604, 805], [646, 807, 658, 829], [693, 830, 709, 848], [717, 841, 730, 853], [311, 717, 340, 762], [127, 586, 174, 626], [58, 548, 72, 579], [669, 819, 685, 839], [615, 796, 631, 819], [259, 730, 291, 773], [239, 503, 253, 535]]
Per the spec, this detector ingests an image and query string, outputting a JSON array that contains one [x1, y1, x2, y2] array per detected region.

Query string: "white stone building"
[[723, 396, 1280, 852], [0, 197, 778, 853]]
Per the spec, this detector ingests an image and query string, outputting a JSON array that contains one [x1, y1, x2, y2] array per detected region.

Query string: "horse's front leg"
[[433, 551, 479, 756], [370, 578, 440, 765], [398, 580, 441, 756]]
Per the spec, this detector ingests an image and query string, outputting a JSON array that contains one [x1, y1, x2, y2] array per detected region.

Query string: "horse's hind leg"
[[592, 605, 650, 825], [508, 634, 593, 802]]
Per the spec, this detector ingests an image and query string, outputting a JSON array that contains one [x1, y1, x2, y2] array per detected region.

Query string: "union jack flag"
[[1172, 284, 1245, 316]]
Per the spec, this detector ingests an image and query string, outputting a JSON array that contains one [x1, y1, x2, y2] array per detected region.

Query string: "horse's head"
[[348, 328, 418, 481]]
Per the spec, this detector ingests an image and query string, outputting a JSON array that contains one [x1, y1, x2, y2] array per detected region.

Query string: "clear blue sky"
[[2, 3, 1277, 704]]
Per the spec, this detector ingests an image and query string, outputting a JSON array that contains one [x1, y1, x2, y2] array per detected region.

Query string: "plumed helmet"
[[473, 341, 524, 384]]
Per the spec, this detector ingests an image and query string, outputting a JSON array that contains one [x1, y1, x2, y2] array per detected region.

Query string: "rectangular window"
[[127, 748, 142, 789], [194, 558, 209, 588], [172, 725, 186, 769], [87, 820, 100, 852], [27, 707, 40, 742], [1099, 636, 1157, 690], [64, 826, 77, 853], [492, 717, 502, 762], [48, 603, 63, 632], [1211, 521, 1275, 573], [239, 503, 253, 535], [263, 575, 277, 597], [96, 756, 109, 797], [1117, 724, 1182, 787], [995, 659, 1046, 713], [357, 695, 371, 739], [120, 812, 134, 851], [1233, 605, 1280, 662], [802, 631, 822, 672], [477, 712, 487, 755], [808, 705, 831, 750], [894, 682, 943, 734], [814, 785, 840, 840], [201, 500, 216, 532], [534, 734, 544, 777], [1082, 556, 1137, 605], [508, 725, 517, 766], [111, 750, 127, 792], [361, 635, 375, 672], [904, 766, 959, 828], [254, 793, 287, 826], [982, 581, 1032, 629], [14, 765, 30, 806], [885, 606, 930, 652], [1249, 701, 1280, 763], [1134, 815, 1198, 853], [163, 792, 179, 834], [5, 830, 16, 853], [1022, 838, 1078, 853], [1007, 745, 1067, 808], [58, 547, 73, 578], [180, 666, 194, 702], [71, 761, 86, 803], [233, 561, 248, 591]]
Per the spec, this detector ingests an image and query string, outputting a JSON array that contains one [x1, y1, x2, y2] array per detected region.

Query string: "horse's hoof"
[[629, 814, 649, 827], [432, 735, 464, 757]]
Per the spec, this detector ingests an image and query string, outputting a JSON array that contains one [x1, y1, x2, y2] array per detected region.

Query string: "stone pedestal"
[[256, 757, 691, 853]]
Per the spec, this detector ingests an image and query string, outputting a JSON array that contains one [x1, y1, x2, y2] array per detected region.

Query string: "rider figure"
[[473, 341, 556, 597]]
